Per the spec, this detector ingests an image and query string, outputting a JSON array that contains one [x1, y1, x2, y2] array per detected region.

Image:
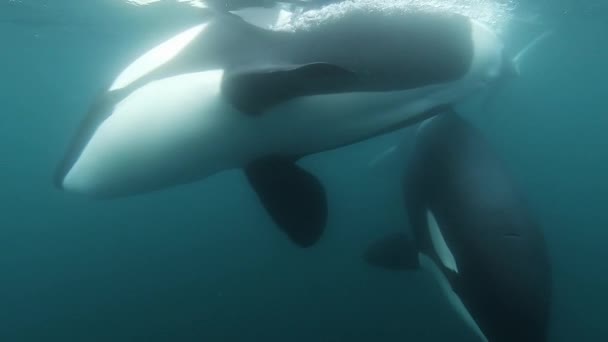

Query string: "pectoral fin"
[[245, 156, 327, 247]]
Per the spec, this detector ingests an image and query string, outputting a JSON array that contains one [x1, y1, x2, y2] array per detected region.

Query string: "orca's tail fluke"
[[481, 29, 554, 113]]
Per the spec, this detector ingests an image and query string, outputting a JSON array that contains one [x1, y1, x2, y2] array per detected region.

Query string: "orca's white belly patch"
[[63, 70, 246, 194]]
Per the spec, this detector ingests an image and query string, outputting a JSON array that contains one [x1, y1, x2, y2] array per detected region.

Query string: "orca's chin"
[[58, 179, 132, 200], [56, 178, 99, 198], [52, 172, 66, 191], [56, 169, 120, 199]]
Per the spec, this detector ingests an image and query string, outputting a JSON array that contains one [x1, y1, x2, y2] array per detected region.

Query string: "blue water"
[[1, 1, 607, 341]]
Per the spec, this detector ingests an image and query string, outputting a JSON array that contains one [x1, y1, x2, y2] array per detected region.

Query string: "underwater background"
[[0, 0, 607, 341]]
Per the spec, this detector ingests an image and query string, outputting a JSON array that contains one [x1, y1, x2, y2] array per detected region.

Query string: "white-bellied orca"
[[55, 9, 514, 247], [364, 112, 551, 341]]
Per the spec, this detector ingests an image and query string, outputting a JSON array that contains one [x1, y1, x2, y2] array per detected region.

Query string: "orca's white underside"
[[62, 17, 504, 196]]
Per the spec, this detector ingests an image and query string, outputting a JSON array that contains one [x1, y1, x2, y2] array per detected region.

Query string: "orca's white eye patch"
[[427, 209, 459, 273], [110, 23, 208, 91]]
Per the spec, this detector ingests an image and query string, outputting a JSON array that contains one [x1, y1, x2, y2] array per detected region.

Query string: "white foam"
[[125, 0, 515, 33], [126, 0, 162, 6], [127, 0, 206, 8], [271, 0, 515, 33]]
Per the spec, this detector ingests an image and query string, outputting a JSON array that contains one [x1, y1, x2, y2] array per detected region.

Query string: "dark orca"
[[364, 112, 551, 341], [55, 9, 512, 247]]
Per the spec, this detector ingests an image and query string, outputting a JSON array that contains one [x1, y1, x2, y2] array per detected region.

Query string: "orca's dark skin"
[[365, 112, 551, 342]]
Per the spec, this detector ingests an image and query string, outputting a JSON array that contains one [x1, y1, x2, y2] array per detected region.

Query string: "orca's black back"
[[280, 11, 474, 91], [404, 113, 551, 342]]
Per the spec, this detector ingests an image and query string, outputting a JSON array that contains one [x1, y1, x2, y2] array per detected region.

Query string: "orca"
[[364, 112, 551, 341], [54, 9, 513, 247]]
